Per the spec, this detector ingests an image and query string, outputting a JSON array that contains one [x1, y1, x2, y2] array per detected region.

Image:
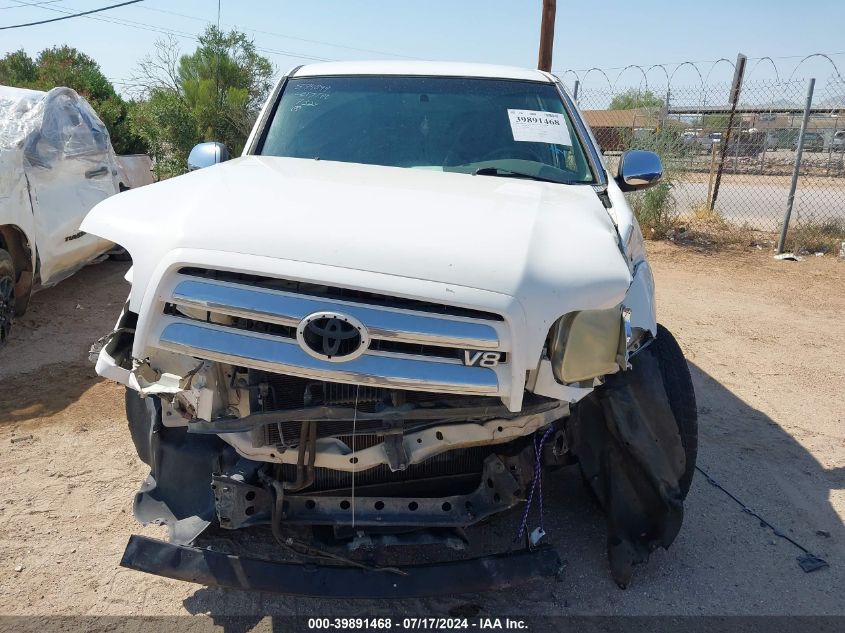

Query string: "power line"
[[7, 0, 334, 62], [0, 0, 143, 29], [138, 3, 418, 60], [8, 0, 196, 38], [0, 0, 65, 10]]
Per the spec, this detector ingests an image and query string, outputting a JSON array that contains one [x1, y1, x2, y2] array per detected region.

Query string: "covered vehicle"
[[83, 62, 697, 596], [0, 85, 121, 343]]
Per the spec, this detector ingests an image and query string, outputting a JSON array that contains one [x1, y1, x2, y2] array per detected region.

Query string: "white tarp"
[[0, 85, 119, 285]]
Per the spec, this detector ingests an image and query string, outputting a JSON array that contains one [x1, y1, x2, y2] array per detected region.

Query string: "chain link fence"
[[565, 70, 845, 253]]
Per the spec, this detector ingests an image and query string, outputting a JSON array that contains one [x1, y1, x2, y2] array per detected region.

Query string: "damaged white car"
[[0, 86, 124, 344], [83, 62, 697, 597]]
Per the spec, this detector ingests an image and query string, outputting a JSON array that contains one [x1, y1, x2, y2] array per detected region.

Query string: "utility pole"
[[537, 0, 556, 72]]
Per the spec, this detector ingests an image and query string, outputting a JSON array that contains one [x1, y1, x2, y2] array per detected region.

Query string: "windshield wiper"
[[473, 166, 576, 185]]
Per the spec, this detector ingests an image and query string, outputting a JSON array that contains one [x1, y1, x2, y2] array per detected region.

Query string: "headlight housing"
[[548, 306, 625, 384]]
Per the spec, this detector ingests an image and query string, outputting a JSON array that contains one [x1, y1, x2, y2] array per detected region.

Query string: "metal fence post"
[[572, 79, 580, 105], [705, 142, 719, 209], [826, 119, 836, 176], [709, 53, 747, 211], [776, 77, 816, 254], [733, 128, 740, 173]]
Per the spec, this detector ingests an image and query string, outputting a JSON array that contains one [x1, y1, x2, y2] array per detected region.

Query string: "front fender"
[[624, 260, 657, 337]]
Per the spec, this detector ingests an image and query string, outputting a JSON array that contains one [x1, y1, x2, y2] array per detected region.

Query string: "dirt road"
[[0, 244, 843, 619]]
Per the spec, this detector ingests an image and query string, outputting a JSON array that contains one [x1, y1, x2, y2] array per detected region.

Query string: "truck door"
[[23, 92, 116, 285]]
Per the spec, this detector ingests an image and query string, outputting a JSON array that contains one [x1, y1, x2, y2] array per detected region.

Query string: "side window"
[[24, 95, 108, 167]]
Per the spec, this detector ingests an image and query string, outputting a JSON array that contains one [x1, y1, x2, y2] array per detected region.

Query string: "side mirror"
[[616, 149, 663, 192], [187, 142, 230, 171]]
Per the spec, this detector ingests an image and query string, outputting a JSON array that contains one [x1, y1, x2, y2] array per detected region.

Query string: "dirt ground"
[[0, 243, 843, 620]]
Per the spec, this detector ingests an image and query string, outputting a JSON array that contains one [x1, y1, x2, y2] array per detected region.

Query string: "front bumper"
[[121, 534, 562, 598]]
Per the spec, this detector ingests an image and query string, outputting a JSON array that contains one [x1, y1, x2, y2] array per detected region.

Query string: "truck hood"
[[82, 156, 632, 318]]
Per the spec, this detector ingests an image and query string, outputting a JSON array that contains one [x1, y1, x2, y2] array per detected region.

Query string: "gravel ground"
[[0, 243, 843, 620]]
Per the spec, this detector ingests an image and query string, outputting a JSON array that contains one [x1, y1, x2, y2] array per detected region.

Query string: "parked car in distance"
[[794, 131, 825, 152], [0, 85, 123, 344], [726, 129, 764, 158], [694, 131, 721, 152], [831, 130, 845, 153], [84, 61, 698, 596], [680, 129, 699, 146]]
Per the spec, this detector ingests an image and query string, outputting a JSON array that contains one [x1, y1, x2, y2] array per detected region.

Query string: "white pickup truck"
[[83, 62, 697, 596], [0, 86, 126, 344]]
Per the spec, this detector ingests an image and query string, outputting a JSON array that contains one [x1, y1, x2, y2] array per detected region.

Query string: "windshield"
[[258, 76, 595, 185]]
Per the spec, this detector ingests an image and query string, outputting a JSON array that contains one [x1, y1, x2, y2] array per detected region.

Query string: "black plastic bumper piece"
[[120, 534, 562, 598]]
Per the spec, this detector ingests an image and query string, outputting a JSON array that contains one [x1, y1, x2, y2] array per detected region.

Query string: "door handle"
[[85, 165, 109, 178]]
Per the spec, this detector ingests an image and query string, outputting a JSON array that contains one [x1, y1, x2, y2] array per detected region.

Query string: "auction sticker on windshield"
[[507, 109, 571, 145]]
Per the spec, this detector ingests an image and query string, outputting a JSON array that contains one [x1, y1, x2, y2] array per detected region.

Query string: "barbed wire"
[[787, 54, 844, 82], [556, 53, 844, 90]]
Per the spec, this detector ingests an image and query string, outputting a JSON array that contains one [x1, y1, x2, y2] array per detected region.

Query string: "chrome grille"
[[169, 278, 500, 350], [179, 267, 505, 321], [151, 270, 509, 397]]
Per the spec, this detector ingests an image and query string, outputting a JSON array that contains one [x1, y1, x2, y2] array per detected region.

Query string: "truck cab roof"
[[292, 60, 557, 83]]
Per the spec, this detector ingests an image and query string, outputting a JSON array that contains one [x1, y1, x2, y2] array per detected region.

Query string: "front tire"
[[651, 324, 698, 497], [576, 323, 698, 500], [0, 249, 16, 346]]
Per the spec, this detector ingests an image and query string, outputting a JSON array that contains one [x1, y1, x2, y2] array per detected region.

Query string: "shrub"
[[628, 180, 680, 239]]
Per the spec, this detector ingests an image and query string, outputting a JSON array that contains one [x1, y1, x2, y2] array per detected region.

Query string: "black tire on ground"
[[0, 249, 16, 346], [651, 323, 698, 497], [576, 324, 699, 501]]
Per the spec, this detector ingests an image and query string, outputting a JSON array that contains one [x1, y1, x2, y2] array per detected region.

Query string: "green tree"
[[702, 113, 730, 130], [609, 89, 664, 110], [35, 46, 115, 101], [131, 27, 274, 178], [0, 49, 37, 85], [129, 89, 196, 179], [0, 46, 147, 154]]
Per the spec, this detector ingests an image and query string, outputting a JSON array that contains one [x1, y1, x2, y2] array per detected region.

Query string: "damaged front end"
[[95, 260, 693, 594], [116, 365, 572, 596]]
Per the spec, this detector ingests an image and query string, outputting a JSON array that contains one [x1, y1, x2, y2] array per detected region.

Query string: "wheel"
[[651, 324, 698, 497], [0, 248, 16, 346], [574, 323, 698, 503], [13, 270, 33, 317]]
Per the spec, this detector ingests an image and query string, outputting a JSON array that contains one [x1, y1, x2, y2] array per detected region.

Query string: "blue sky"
[[1, 0, 843, 93]]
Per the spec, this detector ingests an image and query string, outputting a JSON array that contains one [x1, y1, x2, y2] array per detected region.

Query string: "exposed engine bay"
[[120, 327, 692, 593]]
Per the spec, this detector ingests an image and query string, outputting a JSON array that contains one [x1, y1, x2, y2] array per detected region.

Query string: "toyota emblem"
[[295, 311, 369, 362]]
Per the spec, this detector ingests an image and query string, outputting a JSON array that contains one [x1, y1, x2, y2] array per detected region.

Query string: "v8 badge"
[[463, 350, 503, 368]]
